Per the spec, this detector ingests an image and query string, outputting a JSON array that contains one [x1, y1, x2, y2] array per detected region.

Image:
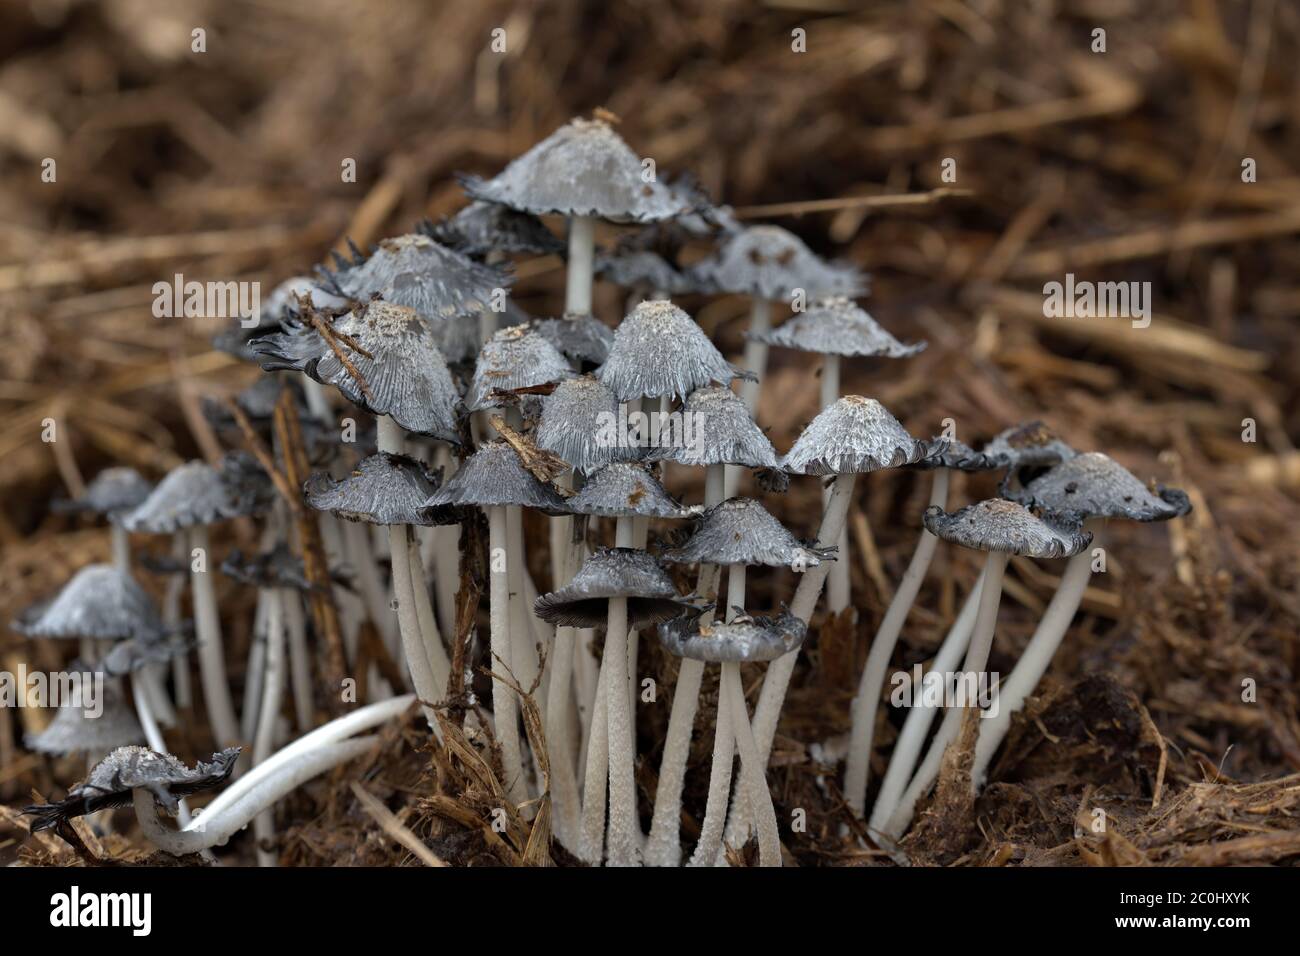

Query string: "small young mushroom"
[[657, 608, 808, 867], [969, 453, 1191, 789], [25, 676, 144, 756], [461, 114, 689, 317], [651, 498, 830, 867], [690, 225, 865, 412], [54, 466, 153, 570], [466, 324, 575, 412], [881, 499, 1093, 839], [534, 546, 691, 865], [14, 564, 163, 642]]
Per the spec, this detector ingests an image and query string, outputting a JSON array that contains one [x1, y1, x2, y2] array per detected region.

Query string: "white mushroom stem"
[[603, 515, 641, 865], [723, 662, 781, 867], [282, 590, 314, 729], [241, 593, 268, 744], [342, 519, 399, 659], [844, 467, 951, 817], [819, 354, 855, 615], [252, 587, 286, 867], [565, 215, 596, 316], [724, 471, 857, 849], [133, 736, 375, 856], [644, 463, 729, 866], [688, 670, 734, 867], [574, 626, 599, 766], [189, 524, 241, 751], [407, 532, 450, 695], [506, 505, 540, 702], [970, 521, 1103, 791], [487, 503, 528, 806], [111, 523, 131, 572], [545, 621, 582, 852], [739, 297, 771, 412], [577, 643, 610, 864], [881, 550, 1009, 840], [868, 565, 985, 833], [165, 533, 192, 709], [130, 673, 194, 829]]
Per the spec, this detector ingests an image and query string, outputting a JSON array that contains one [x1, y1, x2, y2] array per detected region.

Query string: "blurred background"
[[1, 0, 1297, 863]]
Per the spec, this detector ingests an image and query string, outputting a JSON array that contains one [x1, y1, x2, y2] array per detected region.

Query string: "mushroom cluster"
[[17, 113, 1190, 868]]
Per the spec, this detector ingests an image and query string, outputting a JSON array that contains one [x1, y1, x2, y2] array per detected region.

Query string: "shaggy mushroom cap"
[[649, 385, 777, 469], [750, 296, 925, 358], [596, 299, 753, 401], [657, 607, 807, 663], [305, 452, 458, 527], [14, 564, 163, 640], [594, 250, 695, 294], [461, 116, 688, 223], [321, 233, 510, 321], [691, 225, 865, 301], [213, 275, 348, 361], [424, 441, 569, 514], [782, 395, 947, 476], [252, 300, 462, 441], [537, 375, 637, 475], [119, 454, 273, 533], [54, 467, 153, 519], [982, 420, 1077, 469], [534, 313, 615, 367], [24, 745, 241, 832], [533, 547, 691, 628], [25, 679, 144, 755], [98, 635, 191, 679], [1010, 452, 1192, 522], [661, 497, 834, 568], [467, 324, 575, 411], [564, 462, 699, 519], [923, 499, 1093, 558], [420, 202, 563, 259], [914, 437, 1002, 473]]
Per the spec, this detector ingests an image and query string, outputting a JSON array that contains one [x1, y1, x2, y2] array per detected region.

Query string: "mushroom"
[[120, 454, 273, 752], [690, 225, 865, 413], [842, 439, 999, 819], [657, 608, 808, 867], [654, 497, 831, 866], [461, 114, 689, 318], [534, 314, 615, 370], [420, 201, 563, 262], [25, 675, 144, 756], [14, 564, 164, 643], [534, 546, 691, 865], [880, 499, 1093, 839], [211, 275, 347, 365], [968, 453, 1191, 789], [425, 441, 569, 810], [53, 467, 153, 571]]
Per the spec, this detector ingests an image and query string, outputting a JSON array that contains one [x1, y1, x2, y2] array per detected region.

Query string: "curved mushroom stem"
[[407, 532, 450, 696], [844, 468, 951, 818], [645, 461, 725, 867], [565, 214, 596, 316], [577, 642, 610, 864], [252, 588, 286, 867], [603, 515, 641, 866], [687, 669, 734, 867], [868, 565, 984, 834], [723, 662, 781, 867], [133, 736, 376, 857], [189, 524, 241, 752], [970, 521, 1103, 791], [130, 674, 195, 831], [725, 471, 857, 850], [486, 503, 528, 807], [881, 550, 1009, 840]]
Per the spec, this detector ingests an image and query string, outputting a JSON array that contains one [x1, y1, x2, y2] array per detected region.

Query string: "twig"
[[732, 187, 972, 219]]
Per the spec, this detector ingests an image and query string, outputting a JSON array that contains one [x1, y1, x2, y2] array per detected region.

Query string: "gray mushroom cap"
[[537, 375, 635, 475], [749, 296, 925, 358], [923, 499, 1093, 558], [595, 250, 696, 294], [467, 324, 574, 411], [1011, 452, 1192, 522], [649, 385, 778, 469], [98, 635, 191, 678], [533, 547, 690, 628], [421, 202, 563, 259], [424, 441, 569, 514], [213, 275, 348, 361], [564, 462, 700, 519], [657, 607, 808, 663], [782, 395, 947, 476], [914, 437, 1002, 473], [252, 300, 462, 441], [55, 467, 153, 518], [596, 300, 753, 401], [661, 497, 835, 568], [24, 745, 241, 832], [119, 453, 273, 533], [461, 117, 688, 223], [25, 680, 144, 755], [325, 233, 510, 321], [534, 313, 615, 366], [981, 421, 1077, 469], [690, 225, 865, 301], [15, 564, 163, 640], [305, 453, 458, 527]]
